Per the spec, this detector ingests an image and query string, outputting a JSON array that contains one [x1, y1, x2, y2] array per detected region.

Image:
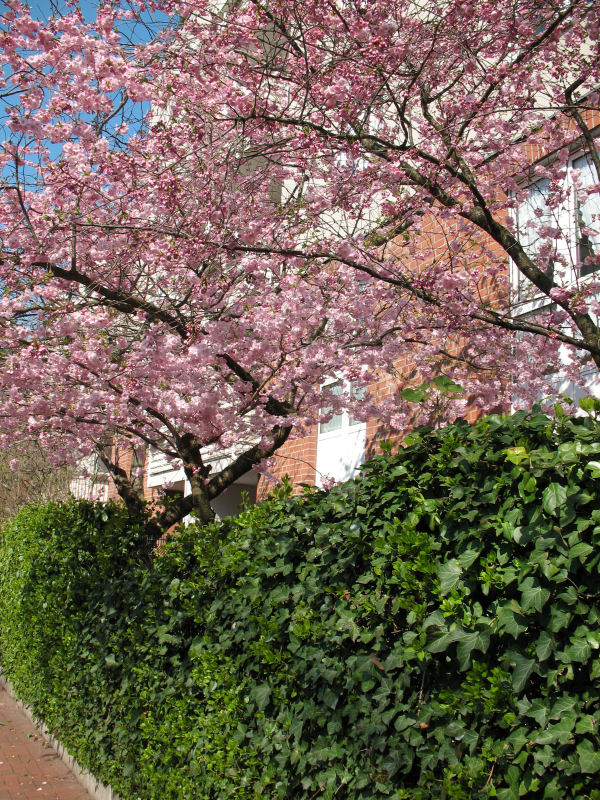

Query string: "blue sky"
[[26, 1, 171, 44], [1, 1, 173, 189]]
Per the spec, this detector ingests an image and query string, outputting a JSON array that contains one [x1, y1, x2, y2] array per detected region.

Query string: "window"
[[513, 147, 599, 307], [573, 153, 600, 276], [318, 380, 365, 434], [316, 379, 366, 486], [511, 147, 600, 408]]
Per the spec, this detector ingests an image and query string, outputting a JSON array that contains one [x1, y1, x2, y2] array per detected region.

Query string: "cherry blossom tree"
[[0, 0, 401, 536], [176, 0, 600, 368], [0, 0, 599, 535]]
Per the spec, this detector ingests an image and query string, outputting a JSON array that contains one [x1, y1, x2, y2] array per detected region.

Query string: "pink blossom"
[[0, 0, 597, 532], [549, 287, 571, 303]]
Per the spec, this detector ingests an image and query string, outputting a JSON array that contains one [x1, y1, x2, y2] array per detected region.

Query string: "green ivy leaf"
[[427, 627, 467, 654], [251, 684, 271, 712], [585, 460, 600, 478], [511, 653, 535, 692], [497, 603, 528, 639], [457, 548, 480, 569], [438, 559, 463, 595], [542, 483, 567, 516], [456, 629, 491, 671], [394, 716, 417, 733], [188, 637, 203, 658], [563, 637, 591, 663], [557, 441, 579, 463], [569, 541, 594, 561], [575, 715, 596, 734], [535, 630, 555, 661], [422, 610, 446, 630], [520, 579, 550, 613], [579, 396, 600, 416], [578, 739, 600, 773], [505, 446, 529, 465], [549, 697, 576, 719], [525, 698, 549, 727]]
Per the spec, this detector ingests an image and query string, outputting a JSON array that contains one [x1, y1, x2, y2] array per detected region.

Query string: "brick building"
[[72, 113, 600, 518]]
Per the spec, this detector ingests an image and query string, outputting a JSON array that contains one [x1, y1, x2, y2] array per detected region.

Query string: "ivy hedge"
[[2, 409, 600, 798]]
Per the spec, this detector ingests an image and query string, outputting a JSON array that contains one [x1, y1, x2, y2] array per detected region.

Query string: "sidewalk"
[[0, 688, 93, 800]]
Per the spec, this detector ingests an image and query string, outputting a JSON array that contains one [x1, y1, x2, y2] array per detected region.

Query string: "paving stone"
[[0, 689, 93, 800]]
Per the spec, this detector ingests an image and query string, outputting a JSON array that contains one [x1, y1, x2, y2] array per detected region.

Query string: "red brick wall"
[[256, 427, 319, 500]]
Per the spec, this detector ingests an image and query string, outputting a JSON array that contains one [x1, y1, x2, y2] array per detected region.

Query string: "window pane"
[[319, 413, 343, 434], [518, 179, 550, 256], [518, 178, 556, 277], [319, 382, 344, 434], [349, 384, 366, 427]]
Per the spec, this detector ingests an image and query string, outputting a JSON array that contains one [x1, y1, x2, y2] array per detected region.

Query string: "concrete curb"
[[0, 673, 119, 800]]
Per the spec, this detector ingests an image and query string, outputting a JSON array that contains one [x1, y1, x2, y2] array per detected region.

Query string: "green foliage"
[[2, 411, 600, 798], [401, 375, 464, 403]]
